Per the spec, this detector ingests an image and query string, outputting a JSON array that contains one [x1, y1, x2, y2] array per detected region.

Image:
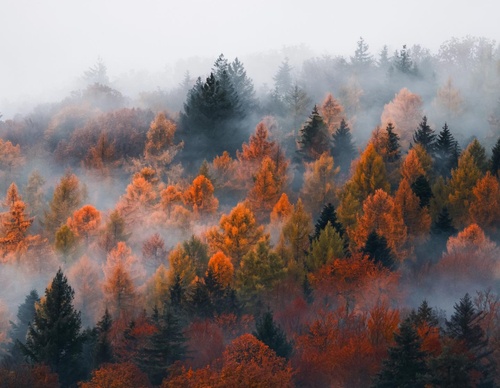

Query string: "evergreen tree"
[[139, 305, 187, 385], [392, 45, 417, 76], [413, 116, 436, 155], [490, 137, 500, 177], [411, 175, 433, 208], [93, 308, 113, 368], [351, 36, 373, 69], [286, 84, 311, 130], [254, 310, 293, 360], [430, 207, 457, 257], [374, 318, 429, 387], [434, 123, 459, 177], [228, 57, 258, 113], [444, 293, 494, 386], [362, 230, 396, 270], [169, 274, 186, 313], [384, 122, 401, 162], [467, 138, 488, 174], [298, 105, 330, 161], [189, 279, 213, 318], [331, 119, 356, 173], [312, 203, 345, 241], [409, 300, 439, 328], [21, 269, 84, 386]]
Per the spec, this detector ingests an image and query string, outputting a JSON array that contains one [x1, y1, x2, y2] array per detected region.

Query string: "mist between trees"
[[1, 36, 500, 387]]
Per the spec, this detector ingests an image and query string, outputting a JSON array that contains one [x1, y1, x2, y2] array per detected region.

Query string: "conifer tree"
[[362, 231, 396, 270], [374, 318, 429, 387], [93, 308, 113, 368], [331, 119, 356, 173], [384, 122, 401, 163], [490, 137, 500, 177], [22, 269, 84, 387], [434, 123, 459, 177], [298, 106, 330, 161], [313, 203, 345, 241], [411, 175, 433, 208], [307, 222, 345, 272], [413, 116, 436, 155], [467, 138, 488, 174], [228, 57, 258, 113], [431, 207, 457, 257], [254, 310, 293, 360]]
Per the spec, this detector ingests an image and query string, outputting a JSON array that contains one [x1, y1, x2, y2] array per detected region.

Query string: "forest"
[[1, 36, 500, 387]]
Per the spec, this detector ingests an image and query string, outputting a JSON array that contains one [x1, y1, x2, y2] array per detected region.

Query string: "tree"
[[270, 193, 293, 224], [392, 45, 417, 75], [331, 119, 356, 175], [413, 116, 436, 155], [434, 123, 459, 177], [228, 57, 258, 113], [281, 198, 313, 266], [374, 318, 429, 387], [320, 93, 345, 135], [307, 222, 346, 272], [142, 233, 168, 273], [54, 224, 77, 262], [362, 231, 396, 270], [23, 170, 46, 231], [313, 203, 345, 241], [272, 58, 293, 102], [99, 210, 128, 253], [297, 105, 330, 161], [300, 152, 338, 217], [411, 175, 433, 208], [22, 269, 84, 387], [394, 178, 431, 240], [83, 57, 109, 85], [44, 171, 85, 238], [383, 122, 401, 163], [207, 202, 266, 264], [254, 310, 293, 360], [67, 205, 101, 245], [0, 199, 33, 255], [184, 175, 219, 216], [470, 172, 500, 231], [400, 148, 426, 185], [207, 251, 234, 288], [489, 137, 500, 177], [467, 138, 488, 174], [247, 156, 282, 221], [139, 305, 187, 385], [286, 84, 312, 130], [351, 36, 373, 69], [80, 362, 151, 388], [433, 77, 464, 118]]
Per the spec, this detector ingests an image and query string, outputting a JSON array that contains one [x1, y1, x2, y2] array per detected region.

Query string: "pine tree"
[[227, 57, 258, 113], [254, 310, 293, 360], [331, 119, 356, 174], [351, 36, 373, 69], [467, 138, 488, 174], [408, 300, 439, 328], [411, 175, 433, 208], [490, 137, 500, 177], [22, 269, 84, 386], [307, 222, 346, 272], [413, 116, 436, 155], [139, 305, 187, 385], [362, 231, 396, 270], [384, 122, 401, 162], [392, 45, 417, 76], [312, 203, 345, 241], [93, 308, 113, 368], [169, 274, 186, 313], [434, 123, 459, 177], [374, 318, 429, 387], [298, 105, 330, 161]]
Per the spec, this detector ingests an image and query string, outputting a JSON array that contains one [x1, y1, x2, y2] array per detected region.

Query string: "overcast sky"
[[1, 0, 498, 117]]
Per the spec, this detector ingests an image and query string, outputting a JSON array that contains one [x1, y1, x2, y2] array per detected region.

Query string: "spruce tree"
[[228, 57, 258, 114], [374, 318, 429, 387], [254, 310, 293, 360], [409, 300, 439, 328], [490, 137, 500, 177], [313, 203, 345, 241], [93, 308, 113, 368], [413, 116, 436, 155], [431, 207, 457, 238], [189, 279, 213, 318], [434, 123, 459, 177], [331, 119, 356, 173], [362, 231, 396, 270], [21, 269, 84, 387], [298, 105, 330, 161], [411, 175, 433, 208], [169, 274, 186, 313], [384, 122, 401, 162], [139, 305, 187, 385]]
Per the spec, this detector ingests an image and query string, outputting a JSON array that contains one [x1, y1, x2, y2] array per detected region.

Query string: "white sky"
[[1, 0, 498, 117]]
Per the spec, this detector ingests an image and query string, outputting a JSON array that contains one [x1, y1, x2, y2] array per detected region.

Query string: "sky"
[[1, 0, 498, 118]]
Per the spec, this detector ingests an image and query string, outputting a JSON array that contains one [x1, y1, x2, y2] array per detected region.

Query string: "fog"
[[2, 0, 498, 118]]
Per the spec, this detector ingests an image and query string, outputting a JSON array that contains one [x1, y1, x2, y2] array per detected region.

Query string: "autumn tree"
[[469, 172, 500, 231], [297, 105, 330, 161], [307, 222, 346, 272], [448, 145, 482, 226], [98, 210, 128, 253], [467, 138, 489, 174], [0, 198, 33, 256], [44, 171, 85, 239], [281, 198, 313, 269], [80, 362, 151, 388], [433, 77, 464, 118], [184, 174, 219, 216], [0, 138, 24, 182], [381, 88, 423, 147], [144, 112, 182, 172], [490, 137, 500, 177], [270, 193, 293, 224], [207, 202, 266, 264], [142, 233, 168, 273], [400, 148, 426, 185], [247, 156, 282, 221], [394, 178, 431, 240], [331, 118, 356, 176], [320, 93, 345, 134], [22, 269, 84, 387], [300, 152, 339, 217], [67, 205, 101, 245], [23, 170, 46, 232], [207, 251, 234, 288]]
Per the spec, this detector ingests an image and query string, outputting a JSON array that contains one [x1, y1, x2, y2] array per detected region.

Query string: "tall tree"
[[331, 119, 356, 174], [298, 106, 330, 161], [434, 123, 459, 177], [489, 137, 500, 177], [254, 310, 293, 360], [362, 230, 396, 270], [413, 116, 436, 155], [313, 203, 345, 241], [22, 269, 84, 387], [227, 57, 258, 113], [320, 93, 345, 135], [350, 36, 373, 69]]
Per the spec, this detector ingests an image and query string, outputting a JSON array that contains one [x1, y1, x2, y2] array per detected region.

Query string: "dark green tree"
[[434, 123, 459, 177], [467, 138, 488, 174], [411, 175, 433, 208], [351, 37, 373, 69], [253, 310, 293, 360], [408, 300, 439, 328], [413, 116, 436, 155], [169, 274, 186, 313], [188, 279, 213, 319], [362, 231, 396, 270], [384, 122, 401, 162], [431, 207, 457, 238], [21, 269, 84, 387], [490, 137, 500, 177], [374, 318, 429, 387], [138, 305, 187, 385], [92, 308, 113, 368], [331, 119, 356, 173], [298, 105, 330, 161], [444, 293, 494, 386], [182, 235, 210, 279], [228, 57, 258, 113], [312, 203, 345, 241]]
